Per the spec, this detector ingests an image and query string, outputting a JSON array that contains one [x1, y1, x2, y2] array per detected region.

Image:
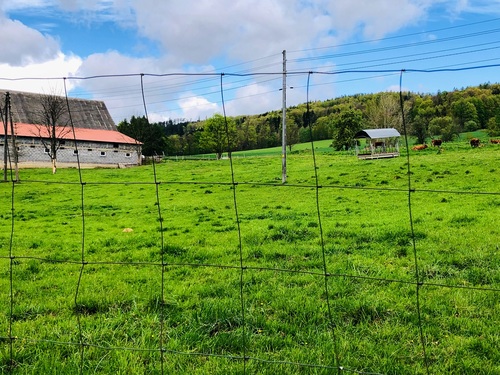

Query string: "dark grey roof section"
[[354, 128, 401, 139], [0, 90, 116, 131]]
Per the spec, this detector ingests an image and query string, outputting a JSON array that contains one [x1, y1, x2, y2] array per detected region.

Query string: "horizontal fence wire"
[[1, 65, 500, 374]]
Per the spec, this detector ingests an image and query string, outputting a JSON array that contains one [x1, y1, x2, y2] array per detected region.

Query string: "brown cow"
[[490, 139, 500, 144], [470, 138, 480, 148], [431, 139, 443, 147], [412, 144, 428, 151]]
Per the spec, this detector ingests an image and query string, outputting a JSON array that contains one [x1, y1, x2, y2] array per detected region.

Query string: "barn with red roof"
[[0, 90, 141, 167]]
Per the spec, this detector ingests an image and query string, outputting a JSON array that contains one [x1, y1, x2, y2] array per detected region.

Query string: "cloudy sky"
[[1, 0, 500, 123]]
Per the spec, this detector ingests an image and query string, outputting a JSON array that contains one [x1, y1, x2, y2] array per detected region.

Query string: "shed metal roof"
[[354, 128, 401, 139]]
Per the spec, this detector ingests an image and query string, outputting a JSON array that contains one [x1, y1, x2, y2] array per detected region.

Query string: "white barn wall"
[[0, 137, 141, 166]]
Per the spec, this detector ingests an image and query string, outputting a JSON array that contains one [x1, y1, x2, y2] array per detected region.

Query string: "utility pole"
[[281, 50, 287, 184]]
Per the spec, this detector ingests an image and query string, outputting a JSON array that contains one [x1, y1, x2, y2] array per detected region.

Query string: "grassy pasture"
[[1, 141, 500, 374]]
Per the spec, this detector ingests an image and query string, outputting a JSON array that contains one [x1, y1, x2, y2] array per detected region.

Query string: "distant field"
[[166, 130, 492, 159], [1, 137, 500, 374]]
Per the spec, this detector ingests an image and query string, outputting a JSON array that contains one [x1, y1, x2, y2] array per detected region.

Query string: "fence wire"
[[1, 65, 500, 374]]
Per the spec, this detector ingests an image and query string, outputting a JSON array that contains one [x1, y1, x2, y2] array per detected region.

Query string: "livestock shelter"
[[0, 90, 141, 167], [354, 128, 401, 159]]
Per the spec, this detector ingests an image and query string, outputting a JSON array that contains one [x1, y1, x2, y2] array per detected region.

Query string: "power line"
[[289, 16, 500, 54], [289, 39, 500, 72], [289, 27, 500, 64]]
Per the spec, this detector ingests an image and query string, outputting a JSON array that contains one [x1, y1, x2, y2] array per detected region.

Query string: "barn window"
[[44, 148, 49, 154], [113, 143, 119, 149], [88, 148, 92, 152], [60, 140, 66, 145], [125, 153, 131, 157], [100, 151, 106, 157], [73, 150, 78, 155]]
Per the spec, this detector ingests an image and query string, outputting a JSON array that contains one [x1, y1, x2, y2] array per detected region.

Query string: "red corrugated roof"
[[0, 123, 141, 145]]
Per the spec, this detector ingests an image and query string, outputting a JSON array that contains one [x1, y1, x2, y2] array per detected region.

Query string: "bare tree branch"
[[33, 92, 70, 174]]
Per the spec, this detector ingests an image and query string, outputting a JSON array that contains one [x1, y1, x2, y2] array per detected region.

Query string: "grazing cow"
[[412, 144, 428, 151], [490, 139, 500, 144], [431, 139, 443, 147], [470, 138, 480, 148]]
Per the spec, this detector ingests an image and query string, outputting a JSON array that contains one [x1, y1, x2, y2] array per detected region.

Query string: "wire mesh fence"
[[1, 67, 500, 374]]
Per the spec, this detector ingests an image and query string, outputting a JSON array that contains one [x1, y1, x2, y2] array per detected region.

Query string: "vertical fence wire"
[[220, 73, 248, 372], [398, 70, 430, 375], [140, 73, 167, 374], [64, 77, 87, 374], [7, 173, 15, 371], [3, 92, 16, 372], [304, 71, 341, 372]]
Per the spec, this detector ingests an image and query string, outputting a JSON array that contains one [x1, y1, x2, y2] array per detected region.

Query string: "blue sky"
[[1, 1, 500, 123]]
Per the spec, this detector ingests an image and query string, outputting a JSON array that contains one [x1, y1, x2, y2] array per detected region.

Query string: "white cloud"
[[225, 82, 280, 117], [320, 0, 433, 40], [0, 17, 60, 66], [131, 1, 334, 65], [128, 0, 460, 68], [0, 52, 82, 93], [178, 95, 219, 121], [457, 0, 500, 14], [57, 0, 102, 11], [72, 51, 224, 122], [386, 84, 409, 92], [56, 0, 136, 26], [72, 51, 164, 121], [1, 0, 52, 11]]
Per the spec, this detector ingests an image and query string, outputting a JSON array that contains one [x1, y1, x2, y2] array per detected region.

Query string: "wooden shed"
[[354, 128, 400, 159]]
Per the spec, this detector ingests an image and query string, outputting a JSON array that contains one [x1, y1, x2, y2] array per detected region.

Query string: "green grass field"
[[1, 139, 500, 374]]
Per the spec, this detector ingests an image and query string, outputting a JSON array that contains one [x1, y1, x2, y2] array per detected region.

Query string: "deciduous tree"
[[410, 97, 435, 144], [451, 99, 478, 132], [366, 93, 402, 130], [236, 118, 258, 151], [285, 117, 300, 152], [428, 116, 457, 142], [487, 109, 500, 136], [34, 92, 70, 174], [199, 113, 237, 159], [331, 109, 363, 151], [311, 115, 333, 141]]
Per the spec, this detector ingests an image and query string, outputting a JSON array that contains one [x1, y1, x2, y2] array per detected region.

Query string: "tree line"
[[117, 82, 500, 158]]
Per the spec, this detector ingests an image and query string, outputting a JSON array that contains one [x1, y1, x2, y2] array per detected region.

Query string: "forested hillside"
[[118, 83, 500, 157]]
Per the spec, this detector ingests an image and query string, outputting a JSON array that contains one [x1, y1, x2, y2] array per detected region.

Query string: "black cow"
[[470, 138, 480, 148]]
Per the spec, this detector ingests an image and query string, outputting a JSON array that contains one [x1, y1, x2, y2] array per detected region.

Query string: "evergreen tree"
[[117, 116, 165, 156]]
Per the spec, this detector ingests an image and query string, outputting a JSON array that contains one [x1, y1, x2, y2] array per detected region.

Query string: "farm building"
[[0, 90, 141, 167], [354, 128, 401, 159]]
